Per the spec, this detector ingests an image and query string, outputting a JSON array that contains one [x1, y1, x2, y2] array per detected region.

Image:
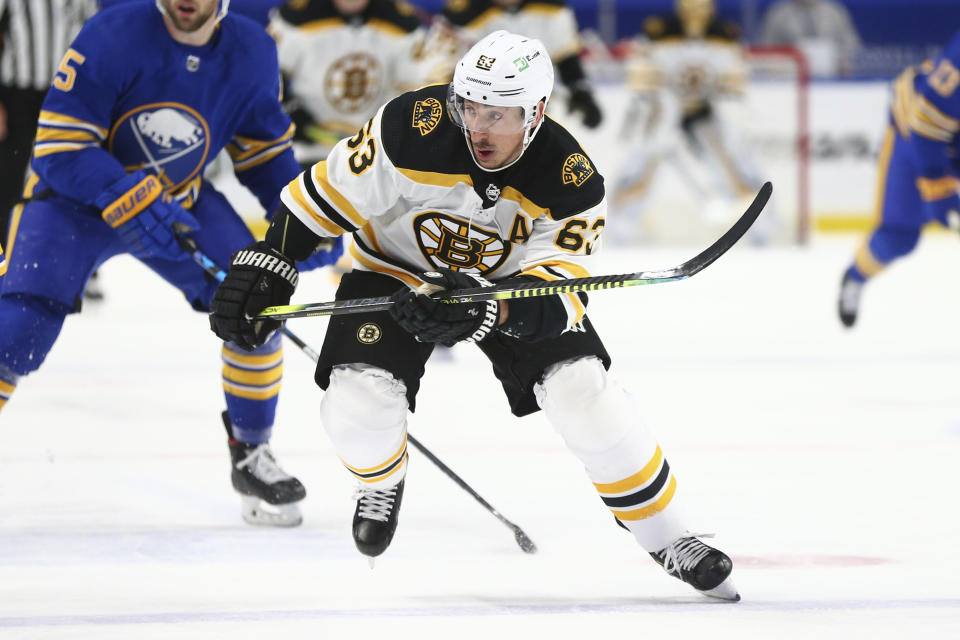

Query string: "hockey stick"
[[256, 181, 772, 321], [177, 234, 538, 554]]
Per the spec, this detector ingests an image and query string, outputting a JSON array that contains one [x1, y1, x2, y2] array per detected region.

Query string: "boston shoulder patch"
[[562, 153, 595, 187], [412, 97, 443, 136]]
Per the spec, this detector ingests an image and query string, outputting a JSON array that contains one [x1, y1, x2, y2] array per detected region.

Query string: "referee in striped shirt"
[[0, 0, 97, 240]]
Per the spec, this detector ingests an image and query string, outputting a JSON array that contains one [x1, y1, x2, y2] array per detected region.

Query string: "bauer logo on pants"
[[357, 323, 382, 344]]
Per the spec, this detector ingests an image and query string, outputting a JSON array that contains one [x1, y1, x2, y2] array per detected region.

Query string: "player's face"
[[461, 100, 528, 169], [333, 0, 369, 14], [160, 0, 219, 33]]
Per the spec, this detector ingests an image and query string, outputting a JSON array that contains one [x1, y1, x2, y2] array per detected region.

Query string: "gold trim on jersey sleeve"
[[36, 110, 108, 138], [916, 176, 960, 202], [397, 167, 474, 189], [286, 176, 349, 235], [349, 242, 423, 288], [313, 161, 368, 228], [500, 186, 549, 219]]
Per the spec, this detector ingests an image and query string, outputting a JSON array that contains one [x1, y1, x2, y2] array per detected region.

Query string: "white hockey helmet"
[[448, 31, 555, 167], [155, 0, 231, 25]]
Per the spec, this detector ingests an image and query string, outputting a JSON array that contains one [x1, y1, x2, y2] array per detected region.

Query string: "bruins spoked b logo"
[[562, 153, 595, 187], [412, 98, 442, 136], [413, 211, 509, 274], [357, 323, 382, 344]]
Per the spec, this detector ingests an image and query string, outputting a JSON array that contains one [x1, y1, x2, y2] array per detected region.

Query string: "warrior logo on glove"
[[232, 248, 300, 288]]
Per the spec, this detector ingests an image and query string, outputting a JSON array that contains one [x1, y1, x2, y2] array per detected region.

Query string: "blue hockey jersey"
[[32, 1, 298, 213], [890, 29, 960, 203]]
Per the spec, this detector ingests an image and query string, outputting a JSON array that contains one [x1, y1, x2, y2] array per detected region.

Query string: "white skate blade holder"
[[240, 495, 303, 527]]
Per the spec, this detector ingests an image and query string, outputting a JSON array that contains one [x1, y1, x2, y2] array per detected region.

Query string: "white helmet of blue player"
[[447, 30, 555, 171], [155, 0, 231, 26]]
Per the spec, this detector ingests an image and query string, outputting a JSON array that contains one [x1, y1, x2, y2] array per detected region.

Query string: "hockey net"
[[571, 43, 810, 246]]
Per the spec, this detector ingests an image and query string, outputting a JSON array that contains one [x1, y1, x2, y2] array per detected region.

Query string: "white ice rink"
[[2, 233, 959, 638]]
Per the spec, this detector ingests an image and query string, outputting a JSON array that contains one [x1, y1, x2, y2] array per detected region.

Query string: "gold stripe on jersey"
[[350, 241, 423, 288], [228, 124, 296, 168], [313, 161, 369, 229], [397, 167, 474, 190], [32, 141, 99, 157], [916, 176, 960, 202], [0, 242, 5, 278], [892, 68, 958, 142], [342, 436, 409, 483], [2, 174, 39, 276], [500, 186, 549, 219], [297, 17, 343, 32], [520, 261, 590, 325], [287, 176, 349, 235], [35, 127, 100, 142], [36, 110, 108, 138]]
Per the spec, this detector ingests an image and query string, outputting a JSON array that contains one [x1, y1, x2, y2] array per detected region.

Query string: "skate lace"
[[660, 533, 715, 574], [236, 444, 292, 484], [352, 485, 398, 523]]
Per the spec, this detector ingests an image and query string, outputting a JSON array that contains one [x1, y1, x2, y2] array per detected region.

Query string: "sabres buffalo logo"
[[562, 153, 595, 187], [414, 211, 510, 274], [412, 98, 442, 136], [108, 102, 210, 196]]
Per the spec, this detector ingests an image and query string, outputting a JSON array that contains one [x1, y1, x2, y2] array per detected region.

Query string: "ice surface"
[[2, 234, 958, 638]]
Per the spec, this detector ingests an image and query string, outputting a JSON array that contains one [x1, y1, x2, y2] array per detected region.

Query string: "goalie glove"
[[389, 269, 500, 347], [209, 241, 298, 351]]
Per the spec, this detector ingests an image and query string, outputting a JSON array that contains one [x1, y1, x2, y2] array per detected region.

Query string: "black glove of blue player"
[[389, 269, 500, 347], [209, 241, 298, 351]]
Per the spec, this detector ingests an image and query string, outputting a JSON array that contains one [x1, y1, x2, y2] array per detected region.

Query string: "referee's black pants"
[[0, 85, 46, 242]]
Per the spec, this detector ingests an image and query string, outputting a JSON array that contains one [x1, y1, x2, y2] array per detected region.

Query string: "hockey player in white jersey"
[[612, 0, 769, 244], [209, 30, 739, 601], [270, 0, 452, 164]]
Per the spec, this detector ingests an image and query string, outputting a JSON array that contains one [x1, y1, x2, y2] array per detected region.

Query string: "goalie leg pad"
[[536, 356, 688, 551], [320, 364, 409, 489]]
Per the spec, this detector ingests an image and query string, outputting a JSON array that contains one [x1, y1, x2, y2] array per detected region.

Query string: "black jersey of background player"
[[643, 13, 740, 44], [442, 0, 569, 26], [279, 0, 422, 30]]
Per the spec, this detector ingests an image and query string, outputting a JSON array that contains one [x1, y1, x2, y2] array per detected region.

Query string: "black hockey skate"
[[651, 535, 740, 601], [222, 411, 305, 527], [353, 479, 405, 565], [838, 270, 864, 328]]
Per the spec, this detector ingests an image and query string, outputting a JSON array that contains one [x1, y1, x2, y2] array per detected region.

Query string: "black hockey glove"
[[389, 269, 500, 347], [209, 241, 299, 351], [568, 86, 602, 129]]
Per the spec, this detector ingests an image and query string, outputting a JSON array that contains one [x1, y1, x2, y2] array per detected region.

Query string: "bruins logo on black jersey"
[[414, 211, 510, 274], [562, 153, 595, 187], [412, 98, 443, 136]]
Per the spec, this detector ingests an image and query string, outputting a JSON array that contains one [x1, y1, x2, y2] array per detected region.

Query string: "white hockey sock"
[[320, 364, 409, 489], [536, 357, 688, 551]]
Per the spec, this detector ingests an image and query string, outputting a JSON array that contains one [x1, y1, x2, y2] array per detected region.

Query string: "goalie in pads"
[[211, 30, 739, 600]]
